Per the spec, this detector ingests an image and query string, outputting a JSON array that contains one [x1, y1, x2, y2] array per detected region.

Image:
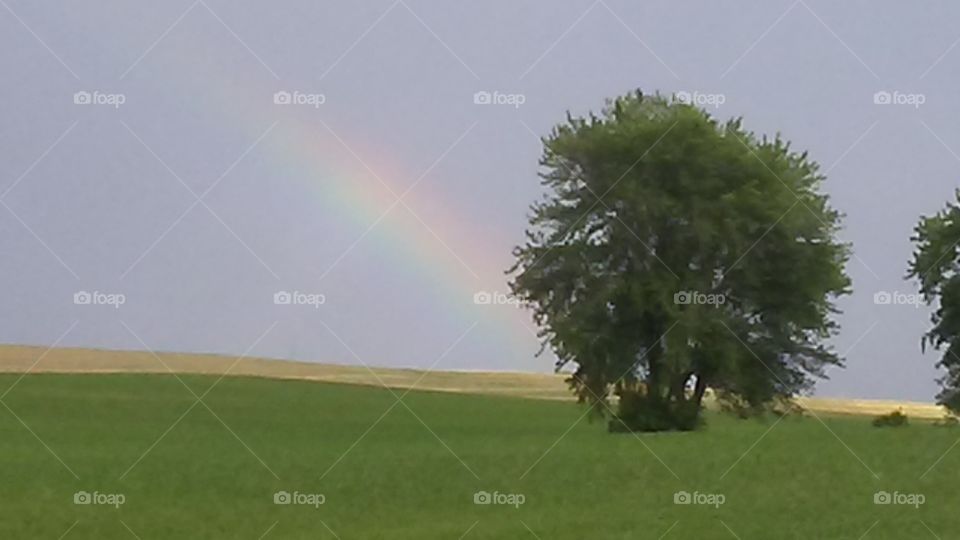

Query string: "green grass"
[[0, 373, 957, 539]]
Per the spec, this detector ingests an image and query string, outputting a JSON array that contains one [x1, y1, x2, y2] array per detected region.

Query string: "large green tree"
[[509, 91, 851, 431], [909, 192, 960, 412]]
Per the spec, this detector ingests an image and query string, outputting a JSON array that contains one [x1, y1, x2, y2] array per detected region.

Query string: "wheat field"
[[0, 344, 944, 419]]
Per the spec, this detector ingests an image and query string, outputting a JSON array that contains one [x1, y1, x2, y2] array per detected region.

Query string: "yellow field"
[[0, 344, 947, 419]]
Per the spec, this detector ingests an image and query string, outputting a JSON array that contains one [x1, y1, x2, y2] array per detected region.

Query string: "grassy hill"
[[0, 344, 946, 418], [0, 346, 956, 537], [0, 372, 957, 538]]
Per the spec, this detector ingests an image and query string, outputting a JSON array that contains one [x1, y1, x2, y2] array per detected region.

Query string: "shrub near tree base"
[[872, 410, 908, 428], [509, 90, 851, 432], [608, 391, 701, 432]]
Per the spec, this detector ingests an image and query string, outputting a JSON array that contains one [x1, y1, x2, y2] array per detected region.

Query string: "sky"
[[1, 0, 959, 401]]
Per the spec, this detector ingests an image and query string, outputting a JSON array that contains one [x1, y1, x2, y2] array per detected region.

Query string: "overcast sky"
[[1, 0, 959, 401]]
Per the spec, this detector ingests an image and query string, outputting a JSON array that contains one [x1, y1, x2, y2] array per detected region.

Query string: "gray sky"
[[1, 0, 958, 401]]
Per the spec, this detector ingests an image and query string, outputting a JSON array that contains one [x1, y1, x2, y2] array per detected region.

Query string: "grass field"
[[1, 370, 959, 538], [0, 345, 946, 418]]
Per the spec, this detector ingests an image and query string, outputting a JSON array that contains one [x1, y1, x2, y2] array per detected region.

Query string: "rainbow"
[[266, 108, 541, 361], [154, 59, 543, 365]]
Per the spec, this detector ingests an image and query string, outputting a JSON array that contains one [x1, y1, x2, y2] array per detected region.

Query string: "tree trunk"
[[646, 345, 663, 399], [669, 371, 693, 403], [693, 374, 708, 408]]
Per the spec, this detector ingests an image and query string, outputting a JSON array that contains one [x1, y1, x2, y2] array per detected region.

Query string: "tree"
[[508, 91, 851, 431], [908, 191, 960, 412]]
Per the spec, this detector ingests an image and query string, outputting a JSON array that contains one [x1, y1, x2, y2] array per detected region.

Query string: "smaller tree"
[[909, 191, 960, 412]]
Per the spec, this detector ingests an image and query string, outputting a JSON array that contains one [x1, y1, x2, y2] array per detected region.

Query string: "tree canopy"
[[509, 91, 851, 430], [909, 191, 960, 412]]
